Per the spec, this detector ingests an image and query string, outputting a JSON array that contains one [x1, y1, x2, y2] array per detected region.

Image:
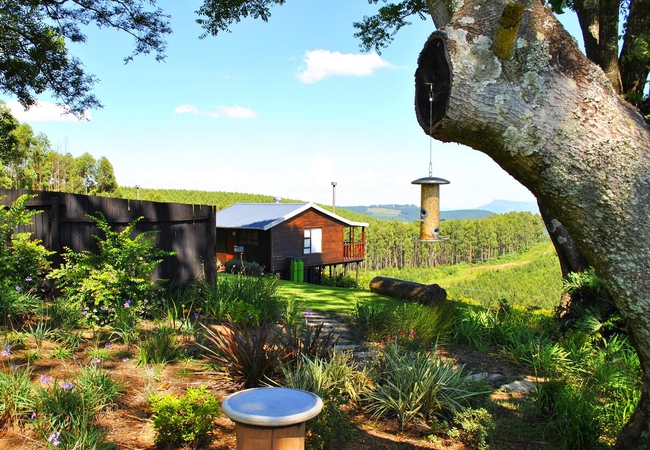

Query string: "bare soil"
[[0, 329, 551, 450]]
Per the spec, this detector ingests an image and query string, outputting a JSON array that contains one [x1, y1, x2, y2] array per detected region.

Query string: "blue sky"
[[5, 0, 584, 209]]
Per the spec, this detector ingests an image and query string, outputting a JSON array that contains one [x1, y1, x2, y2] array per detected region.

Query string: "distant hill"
[[342, 204, 494, 222], [341, 200, 538, 222], [478, 199, 539, 214]]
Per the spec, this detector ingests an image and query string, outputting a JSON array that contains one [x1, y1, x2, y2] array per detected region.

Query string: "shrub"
[[0, 195, 53, 295], [207, 274, 284, 325], [48, 213, 173, 326], [354, 300, 456, 348], [199, 321, 279, 388], [282, 351, 368, 404], [224, 259, 263, 277], [447, 407, 494, 450], [364, 343, 487, 430], [149, 386, 221, 445], [321, 273, 360, 289]]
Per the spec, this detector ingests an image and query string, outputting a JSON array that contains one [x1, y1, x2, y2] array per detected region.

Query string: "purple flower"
[[47, 431, 61, 446], [100, 306, 108, 311], [124, 300, 131, 308], [15, 286, 21, 291], [248, 314, 254, 319], [90, 358, 101, 365], [40, 374, 52, 385], [1, 344, 11, 357], [60, 381, 74, 390], [25, 276, 32, 282], [82, 309, 88, 315], [306, 308, 313, 317], [122, 357, 130, 363], [30, 412, 36, 420], [105, 342, 113, 349], [193, 312, 199, 320]]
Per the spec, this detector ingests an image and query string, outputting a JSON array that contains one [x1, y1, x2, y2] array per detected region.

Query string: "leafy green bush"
[[447, 407, 494, 450], [48, 213, 173, 326], [224, 259, 263, 276], [306, 401, 353, 450], [149, 386, 221, 445], [207, 274, 284, 325], [321, 273, 360, 289], [0, 195, 53, 297]]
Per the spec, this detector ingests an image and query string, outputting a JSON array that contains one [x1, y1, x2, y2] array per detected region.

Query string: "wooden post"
[[234, 422, 305, 450]]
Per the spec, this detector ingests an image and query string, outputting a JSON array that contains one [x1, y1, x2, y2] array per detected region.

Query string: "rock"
[[500, 379, 536, 394]]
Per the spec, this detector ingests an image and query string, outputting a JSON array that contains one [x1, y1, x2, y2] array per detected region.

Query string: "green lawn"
[[276, 280, 394, 313]]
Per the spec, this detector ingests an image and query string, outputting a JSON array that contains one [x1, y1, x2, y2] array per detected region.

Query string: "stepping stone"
[[500, 379, 535, 394]]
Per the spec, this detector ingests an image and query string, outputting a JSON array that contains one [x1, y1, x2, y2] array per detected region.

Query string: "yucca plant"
[[282, 351, 368, 404], [198, 321, 279, 388], [364, 344, 487, 430]]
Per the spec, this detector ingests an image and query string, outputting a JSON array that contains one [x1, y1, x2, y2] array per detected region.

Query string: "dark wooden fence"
[[0, 189, 216, 284]]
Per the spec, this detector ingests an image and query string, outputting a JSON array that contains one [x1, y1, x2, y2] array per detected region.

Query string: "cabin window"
[[304, 228, 322, 254], [237, 230, 259, 246]]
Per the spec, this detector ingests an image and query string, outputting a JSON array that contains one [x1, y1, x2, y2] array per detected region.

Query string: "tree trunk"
[[369, 276, 447, 305], [417, 0, 650, 446]]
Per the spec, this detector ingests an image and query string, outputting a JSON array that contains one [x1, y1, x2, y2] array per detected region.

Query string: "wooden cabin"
[[216, 203, 368, 282]]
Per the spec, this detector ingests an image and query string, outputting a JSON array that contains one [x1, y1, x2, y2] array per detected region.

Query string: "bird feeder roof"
[[411, 176, 450, 185]]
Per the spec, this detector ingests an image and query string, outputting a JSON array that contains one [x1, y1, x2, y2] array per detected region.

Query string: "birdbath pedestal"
[[221, 387, 323, 450]]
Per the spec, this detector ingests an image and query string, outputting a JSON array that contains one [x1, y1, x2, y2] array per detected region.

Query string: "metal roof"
[[216, 202, 369, 231]]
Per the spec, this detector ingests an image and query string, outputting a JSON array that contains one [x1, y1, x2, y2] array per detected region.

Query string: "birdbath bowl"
[[221, 387, 323, 450]]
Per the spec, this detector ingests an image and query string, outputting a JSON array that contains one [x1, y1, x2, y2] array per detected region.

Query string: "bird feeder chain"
[[427, 82, 434, 177]]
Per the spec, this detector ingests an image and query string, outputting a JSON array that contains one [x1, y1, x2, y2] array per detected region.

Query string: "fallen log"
[[369, 276, 447, 306]]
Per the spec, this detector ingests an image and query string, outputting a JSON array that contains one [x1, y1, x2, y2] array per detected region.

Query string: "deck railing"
[[343, 242, 365, 260]]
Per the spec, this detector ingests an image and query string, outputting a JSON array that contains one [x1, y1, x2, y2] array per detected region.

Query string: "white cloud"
[[298, 50, 395, 84], [216, 105, 257, 119], [7, 100, 90, 122], [173, 104, 256, 119]]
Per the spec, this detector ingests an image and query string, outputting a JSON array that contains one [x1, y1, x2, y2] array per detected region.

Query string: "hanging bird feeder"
[[412, 176, 449, 241], [412, 82, 450, 242]]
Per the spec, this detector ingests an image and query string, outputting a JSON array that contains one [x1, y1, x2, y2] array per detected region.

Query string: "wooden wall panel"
[[0, 189, 216, 284]]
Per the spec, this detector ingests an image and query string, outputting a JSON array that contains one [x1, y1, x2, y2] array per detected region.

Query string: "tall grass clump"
[[353, 300, 456, 348], [203, 274, 285, 325], [0, 367, 33, 430], [31, 373, 118, 450], [363, 343, 487, 430], [534, 333, 641, 448]]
